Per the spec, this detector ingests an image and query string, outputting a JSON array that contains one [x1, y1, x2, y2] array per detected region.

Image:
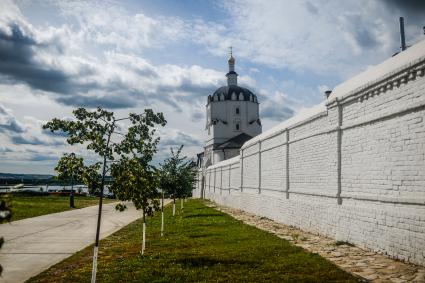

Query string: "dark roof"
[[214, 133, 253, 150], [211, 85, 257, 102]]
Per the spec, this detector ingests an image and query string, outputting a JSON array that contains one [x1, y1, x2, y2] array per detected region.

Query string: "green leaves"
[[115, 203, 127, 212], [43, 107, 116, 159], [110, 157, 160, 217], [158, 145, 197, 199], [81, 163, 102, 195], [55, 153, 85, 183], [43, 106, 167, 219], [43, 107, 167, 163], [117, 109, 167, 166]]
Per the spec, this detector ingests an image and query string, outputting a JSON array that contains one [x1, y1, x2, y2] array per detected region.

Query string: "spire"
[[226, 46, 238, 86]]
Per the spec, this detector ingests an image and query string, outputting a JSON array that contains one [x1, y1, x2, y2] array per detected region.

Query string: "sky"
[[0, 0, 424, 174]]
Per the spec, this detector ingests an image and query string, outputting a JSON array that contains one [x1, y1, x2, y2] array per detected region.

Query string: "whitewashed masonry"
[[194, 39, 425, 266]]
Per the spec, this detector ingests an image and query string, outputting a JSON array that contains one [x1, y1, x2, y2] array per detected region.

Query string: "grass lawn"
[[28, 199, 359, 283], [10, 194, 116, 221]]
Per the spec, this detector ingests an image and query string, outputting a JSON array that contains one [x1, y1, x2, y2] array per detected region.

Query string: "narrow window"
[[236, 123, 240, 130], [235, 107, 240, 115]]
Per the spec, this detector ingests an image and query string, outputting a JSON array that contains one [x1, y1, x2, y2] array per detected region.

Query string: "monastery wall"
[[193, 39, 425, 265]]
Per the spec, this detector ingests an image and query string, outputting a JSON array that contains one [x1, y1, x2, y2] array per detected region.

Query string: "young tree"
[[159, 146, 197, 216], [110, 110, 166, 254], [44, 107, 120, 283], [44, 107, 165, 281], [110, 159, 160, 254], [55, 153, 84, 208]]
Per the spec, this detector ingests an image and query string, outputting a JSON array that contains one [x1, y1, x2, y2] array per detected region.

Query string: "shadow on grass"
[[188, 233, 217, 238], [184, 213, 223, 218], [196, 223, 215, 227], [175, 256, 256, 267]]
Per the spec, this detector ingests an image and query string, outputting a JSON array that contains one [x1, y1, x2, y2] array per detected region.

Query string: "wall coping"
[[328, 38, 425, 104]]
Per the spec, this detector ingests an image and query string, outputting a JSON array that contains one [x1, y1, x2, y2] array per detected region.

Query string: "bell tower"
[[202, 51, 262, 167]]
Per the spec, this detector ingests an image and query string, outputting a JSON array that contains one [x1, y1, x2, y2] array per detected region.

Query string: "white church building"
[[198, 52, 262, 168]]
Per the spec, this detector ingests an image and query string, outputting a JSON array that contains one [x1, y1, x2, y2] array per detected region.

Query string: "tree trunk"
[[161, 210, 164, 237], [161, 189, 164, 237], [181, 198, 183, 210], [91, 129, 113, 283], [142, 210, 146, 255], [173, 197, 176, 216], [70, 175, 75, 208]]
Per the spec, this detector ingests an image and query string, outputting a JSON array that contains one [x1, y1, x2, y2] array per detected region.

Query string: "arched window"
[[239, 92, 243, 101], [220, 94, 225, 101], [234, 119, 241, 131], [231, 92, 237, 101]]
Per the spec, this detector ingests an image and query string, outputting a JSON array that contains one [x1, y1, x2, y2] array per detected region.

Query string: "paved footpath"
[[0, 202, 147, 283]]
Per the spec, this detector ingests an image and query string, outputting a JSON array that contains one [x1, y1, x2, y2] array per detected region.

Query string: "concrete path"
[[0, 202, 150, 283]]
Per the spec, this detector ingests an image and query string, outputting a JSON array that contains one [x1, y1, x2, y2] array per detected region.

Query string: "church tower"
[[202, 50, 262, 167]]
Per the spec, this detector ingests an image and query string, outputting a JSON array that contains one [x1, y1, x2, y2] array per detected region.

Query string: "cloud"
[[384, 0, 425, 20], [0, 6, 77, 94], [0, 5, 230, 113], [159, 130, 202, 149], [0, 104, 66, 148], [190, 111, 204, 122], [0, 21, 100, 98], [4, 0, 423, 173], [193, 0, 424, 78], [0, 146, 13, 153], [54, 1, 190, 52], [10, 134, 64, 146], [55, 93, 136, 109], [29, 153, 58, 162], [0, 104, 25, 133], [259, 91, 295, 122]]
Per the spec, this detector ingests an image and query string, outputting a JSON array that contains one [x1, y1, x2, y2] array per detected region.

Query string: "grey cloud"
[[0, 147, 13, 153], [0, 105, 25, 133], [29, 154, 58, 162], [0, 21, 209, 114], [353, 28, 379, 49], [177, 79, 217, 98], [305, 1, 319, 15], [160, 131, 202, 149], [56, 93, 136, 109], [0, 22, 137, 109], [131, 66, 158, 78], [42, 128, 68, 138], [0, 17, 227, 117], [261, 105, 295, 122], [190, 111, 204, 122], [384, 0, 425, 20], [0, 118, 25, 133], [11, 134, 64, 146], [155, 81, 217, 109], [0, 23, 75, 94], [343, 14, 380, 49]]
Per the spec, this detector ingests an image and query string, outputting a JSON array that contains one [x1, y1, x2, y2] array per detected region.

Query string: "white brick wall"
[[194, 40, 425, 266]]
